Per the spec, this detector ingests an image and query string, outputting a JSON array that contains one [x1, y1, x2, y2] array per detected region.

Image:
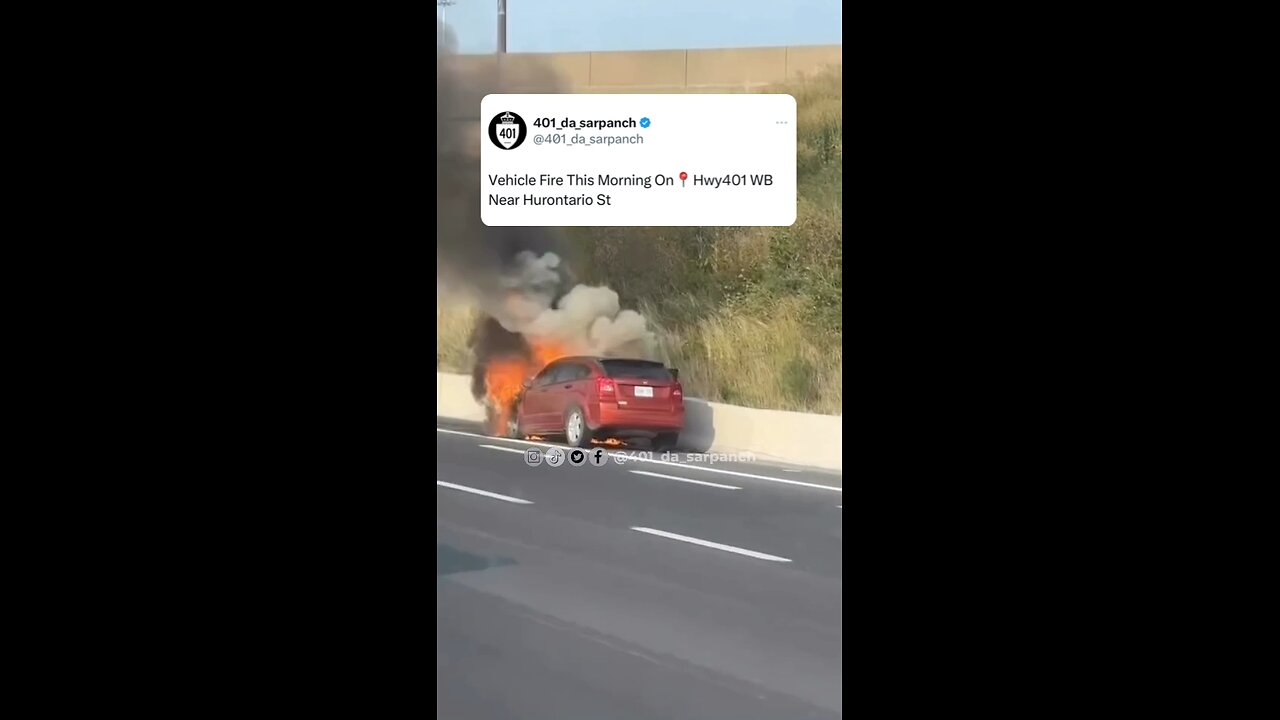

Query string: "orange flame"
[[483, 338, 570, 434], [531, 341, 566, 369]]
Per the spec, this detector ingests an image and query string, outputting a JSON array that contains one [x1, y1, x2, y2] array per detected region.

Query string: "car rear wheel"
[[653, 432, 678, 451], [565, 406, 592, 448]]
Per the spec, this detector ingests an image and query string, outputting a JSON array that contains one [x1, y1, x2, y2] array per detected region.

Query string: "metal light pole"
[[438, 0, 455, 25], [497, 0, 507, 53]]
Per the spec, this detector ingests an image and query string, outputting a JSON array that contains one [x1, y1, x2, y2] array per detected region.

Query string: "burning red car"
[[495, 357, 683, 450]]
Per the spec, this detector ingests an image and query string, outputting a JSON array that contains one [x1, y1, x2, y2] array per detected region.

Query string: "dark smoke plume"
[[438, 19, 570, 399], [436, 20, 568, 306], [437, 20, 657, 406], [468, 316, 530, 400]]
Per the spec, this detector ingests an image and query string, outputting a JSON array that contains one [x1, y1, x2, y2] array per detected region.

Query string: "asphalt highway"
[[436, 417, 843, 719]]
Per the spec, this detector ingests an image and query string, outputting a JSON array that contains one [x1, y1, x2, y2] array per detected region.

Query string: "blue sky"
[[437, 0, 842, 54]]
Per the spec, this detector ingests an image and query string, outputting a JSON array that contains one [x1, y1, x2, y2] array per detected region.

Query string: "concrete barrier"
[[678, 398, 842, 471], [435, 372, 842, 471], [437, 372, 485, 422]]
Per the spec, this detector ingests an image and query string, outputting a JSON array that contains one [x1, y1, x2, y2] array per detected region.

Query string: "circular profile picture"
[[489, 111, 527, 150]]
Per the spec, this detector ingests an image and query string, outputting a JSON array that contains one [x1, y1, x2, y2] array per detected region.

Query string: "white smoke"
[[488, 252, 656, 358], [588, 309, 652, 357]]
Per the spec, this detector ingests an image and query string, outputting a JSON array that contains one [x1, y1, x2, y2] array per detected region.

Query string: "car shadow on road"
[[437, 543, 516, 578], [676, 399, 715, 452]]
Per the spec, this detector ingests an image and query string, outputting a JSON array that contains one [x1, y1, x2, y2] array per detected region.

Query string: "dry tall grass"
[[437, 303, 477, 371], [645, 297, 842, 415]]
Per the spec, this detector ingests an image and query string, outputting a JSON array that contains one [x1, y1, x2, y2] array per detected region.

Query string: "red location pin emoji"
[[679, 171, 687, 187]]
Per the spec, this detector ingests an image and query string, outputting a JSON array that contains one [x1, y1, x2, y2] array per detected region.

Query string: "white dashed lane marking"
[[631, 527, 791, 562], [629, 470, 740, 490], [437, 480, 533, 505]]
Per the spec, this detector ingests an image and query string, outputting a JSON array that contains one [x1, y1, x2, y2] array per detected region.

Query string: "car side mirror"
[[669, 368, 679, 381]]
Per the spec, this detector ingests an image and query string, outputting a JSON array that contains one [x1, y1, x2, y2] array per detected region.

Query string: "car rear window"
[[600, 360, 672, 381]]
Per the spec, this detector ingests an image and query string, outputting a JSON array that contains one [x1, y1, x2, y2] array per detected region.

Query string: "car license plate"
[[634, 386, 653, 397]]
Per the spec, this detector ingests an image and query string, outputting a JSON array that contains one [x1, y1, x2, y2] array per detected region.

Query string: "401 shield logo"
[[489, 111, 527, 150]]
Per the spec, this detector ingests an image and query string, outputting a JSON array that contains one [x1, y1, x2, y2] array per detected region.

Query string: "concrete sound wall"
[[447, 45, 841, 93], [436, 372, 842, 471]]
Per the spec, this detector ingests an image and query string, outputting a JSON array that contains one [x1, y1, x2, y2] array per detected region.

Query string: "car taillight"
[[673, 383, 683, 400], [596, 377, 616, 398]]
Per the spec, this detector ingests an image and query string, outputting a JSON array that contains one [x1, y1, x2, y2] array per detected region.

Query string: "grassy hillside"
[[438, 67, 842, 415]]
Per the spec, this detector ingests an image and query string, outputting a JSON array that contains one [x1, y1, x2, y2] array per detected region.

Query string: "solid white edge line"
[[631, 527, 791, 562], [629, 470, 740, 490], [436, 480, 533, 504], [437, 428, 484, 437], [436, 427, 841, 492], [478, 444, 527, 454]]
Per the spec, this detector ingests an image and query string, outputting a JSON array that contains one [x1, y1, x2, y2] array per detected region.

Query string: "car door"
[[522, 363, 558, 431], [551, 362, 589, 425], [539, 363, 575, 429]]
